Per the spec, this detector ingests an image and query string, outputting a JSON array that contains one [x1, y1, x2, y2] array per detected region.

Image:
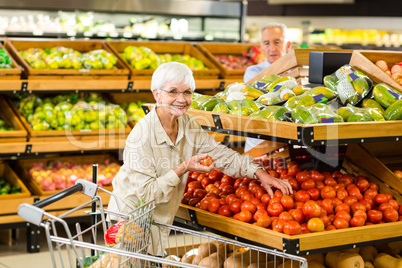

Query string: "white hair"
[[150, 62, 196, 93], [259, 22, 289, 41]]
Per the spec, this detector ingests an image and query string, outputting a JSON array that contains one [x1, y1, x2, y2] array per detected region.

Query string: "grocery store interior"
[[0, 0, 402, 267]]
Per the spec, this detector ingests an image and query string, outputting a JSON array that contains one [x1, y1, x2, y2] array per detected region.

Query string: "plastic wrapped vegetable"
[[384, 99, 402, 120], [337, 106, 385, 122], [250, 74, 279, 90], [104, 220, 125, 245], [372, 83, 402, 109], [291, 103, 343, 124], [227, 99, 259, 116], [219, 82, 264, 100], [284, 86, 337, 108]]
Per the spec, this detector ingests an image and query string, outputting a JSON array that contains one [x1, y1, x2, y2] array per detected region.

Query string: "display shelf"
[[143, 104, 402, 146], [175, 144, 402, 255]]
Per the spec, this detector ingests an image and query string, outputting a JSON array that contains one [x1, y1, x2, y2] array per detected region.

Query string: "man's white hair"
[[259, 22, 288, 41]]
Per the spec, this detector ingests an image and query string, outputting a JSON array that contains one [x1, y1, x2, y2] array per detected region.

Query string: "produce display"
[[120, 45, 207, 71], [0, 118, 14, 131], [0, 48, 13, 69], [182, 156, 402, 236], [375, 60, 402, 86], [28, 159, 120, 191], [18, 47, 118, 70], [0, 177, 22, 195], [214, 54, 254, 70], [16, 92, 127, 131], [119, 101, 146, 125]]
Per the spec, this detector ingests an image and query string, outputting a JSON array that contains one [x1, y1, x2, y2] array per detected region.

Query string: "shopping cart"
[[18, 179, 308, 268]]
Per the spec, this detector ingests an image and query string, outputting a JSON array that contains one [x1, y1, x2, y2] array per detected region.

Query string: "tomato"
[[374, 194, 389, 205], [190, 171, 200, 181], [389, 199, 399, 210], [221, 174, 235, 185], [269, 197, 281, 205], [351, 202, 367, 214], [276, 167, 285, 175], [302, 200, 322, 218], [295, 201, 304, 209], [248, 184, 260, 194], [301, 179, 316, 190], [207, 199, 221, 213], [196, 173, 206, 183], [315, 181, 325, 190], [296, 171, 309, 184], [287, 164, 301, 177], [328, 213, 335, 223], [348, 187, 363, 201], [300, 223, 311, 234], [235, 186, 248, 198], [367, 210, 383, 223], [233, 178, 243, 189], [326, 225, 336, 231], [225, 194, 237, 205], [268, 170, 280, 178], [241, 191, 255, 202], [306, 188, 320, 201], [336, 188, 349, 200], [378, 202, 393, 213], [253, 208, 269, 222], [356, 178, 370, 192], [221, 184, 235, 195], [181, 192, 193, 205], [200, 177, 212, 189], [363, 195, 375, 207], [368, 182, 379, 191], [205, 183, 217, 193], [335, 203, 351, 214], [333, 217, 349, 229], [324, 177, 337, 186], [239, 210, 253, 223], [272, 219, 287, 233], [364, 188, 378, 199], [332, 171, 343, 180], [290, 208, 305, 224], [283, 221, 302, 235], [295, 190, 310, 202], [331, 197, 343, 208], [229, 200, 242, 214], [350, 216, 365, 227], [240, 201, 257, 214], [279, 211, 294, 221], [353, 209, 367, 221], [233, 213, 240, 221], [333, 184, 345, 191], [255, 188, 266, 200], [187, 181, 202, 194], [385, 193, 393, 201], [267, 202, 284, 217], [255, 214, 272, 228], [288, 177, 300, 191], [342, 197, 357, 208], [208, 170, 223, 181], [399, 204, 402, 216], [311, 171, 325, 182], [209, 187, 221, 196], [383, 208, 399, 222], [337, 175, 354, 186], [321, 186, 336, 199], [273, 157, 286, 169], [335, 210, 351, 222], [218, 205, 232, 217], [214, 181, 221, 188], [200, 156, 213, 166], [321, 198, 334, 214], [281, 195, 295, 210], [359, 199, 372, 211], [193, 189, 207, 199], [307, 218, 325, 232], [256, 202, 267, 210], [261, 194, 271, 206], [205, 192, 219, 199]]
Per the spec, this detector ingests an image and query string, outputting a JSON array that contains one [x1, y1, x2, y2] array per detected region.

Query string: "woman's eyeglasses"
[[159, 88, 193, 98]]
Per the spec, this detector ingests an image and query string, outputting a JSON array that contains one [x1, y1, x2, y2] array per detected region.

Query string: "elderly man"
[[244, 22, 292, 152]]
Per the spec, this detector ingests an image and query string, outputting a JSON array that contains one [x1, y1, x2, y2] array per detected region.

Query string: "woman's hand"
[[175, 154, 216, 177], [255, 168, 293, 198]]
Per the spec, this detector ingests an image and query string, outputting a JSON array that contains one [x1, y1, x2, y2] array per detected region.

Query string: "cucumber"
[[384, 99, 402, 120]]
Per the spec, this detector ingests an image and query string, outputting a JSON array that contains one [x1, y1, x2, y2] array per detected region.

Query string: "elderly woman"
[[109, 62, 292, 255]]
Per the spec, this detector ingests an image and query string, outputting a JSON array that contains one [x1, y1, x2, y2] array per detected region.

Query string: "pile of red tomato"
[[182, 157, 402, 236]]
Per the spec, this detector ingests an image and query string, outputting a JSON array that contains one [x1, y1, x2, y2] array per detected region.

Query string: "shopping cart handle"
[[33, 183, 84, 208]]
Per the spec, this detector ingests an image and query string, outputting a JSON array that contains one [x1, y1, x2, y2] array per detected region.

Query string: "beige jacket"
[[109, 107, 260, 255]]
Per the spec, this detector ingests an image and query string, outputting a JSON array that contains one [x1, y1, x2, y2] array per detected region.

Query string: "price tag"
[[123, 32, 133, 38], [33, 30, 44, 36], [97, 32, 107, 37], [84, 31, 93, 37], [321, 116, 335, 123], [313, 93, 328, 104], [386, 89, 402, 99], [347, 72, 360, 82], [109, 32, 119, 38]]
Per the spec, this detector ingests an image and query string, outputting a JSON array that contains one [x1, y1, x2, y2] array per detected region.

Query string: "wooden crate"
[[350, 50, 402, 93], [16, 154, 119, 196], [196, 42, 259, 79], [5, 94, 131, 142], [0, 96, 28, 143], [0, 42, 22, 80], [0, 161, 31, 201], [4, 38, 129, 80], [105, 40, 220, 79], [176, 143, 402, 255]]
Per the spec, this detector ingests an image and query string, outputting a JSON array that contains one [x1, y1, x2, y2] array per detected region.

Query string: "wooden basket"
[[196, 42, 259, 79], [176, 143, 402, 255], [0, 42, 22, 80], [4, 38, 130, 80], [0, 161, 31, 200], [105, 40, 220, 79], [0, 96, 28, 143], [16, 154, 119, 196], [5, 94, 131, 142], [349, 50, 402, 93]]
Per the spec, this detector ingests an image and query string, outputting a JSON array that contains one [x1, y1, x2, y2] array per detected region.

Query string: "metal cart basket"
[[18, 179, 307, 268]]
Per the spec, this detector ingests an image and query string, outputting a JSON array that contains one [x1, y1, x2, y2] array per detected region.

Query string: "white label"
[[337, 79, 356, 104]]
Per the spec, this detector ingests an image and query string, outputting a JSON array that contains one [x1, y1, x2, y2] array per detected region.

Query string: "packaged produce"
[[372, 83, 402, 108], [324, 65, 373, 106], [227, 99, 259, 116], [337, 106, 385, 122], [199, 98, 225, 111], [190, 94, 214, 109], [250, 74, 279, 90], [219, 82, 264, 100], [384, 99, 402, 120], [284, 86, 337, 108], [291, 103, 343, 124], [361, 99, 385, 113]]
